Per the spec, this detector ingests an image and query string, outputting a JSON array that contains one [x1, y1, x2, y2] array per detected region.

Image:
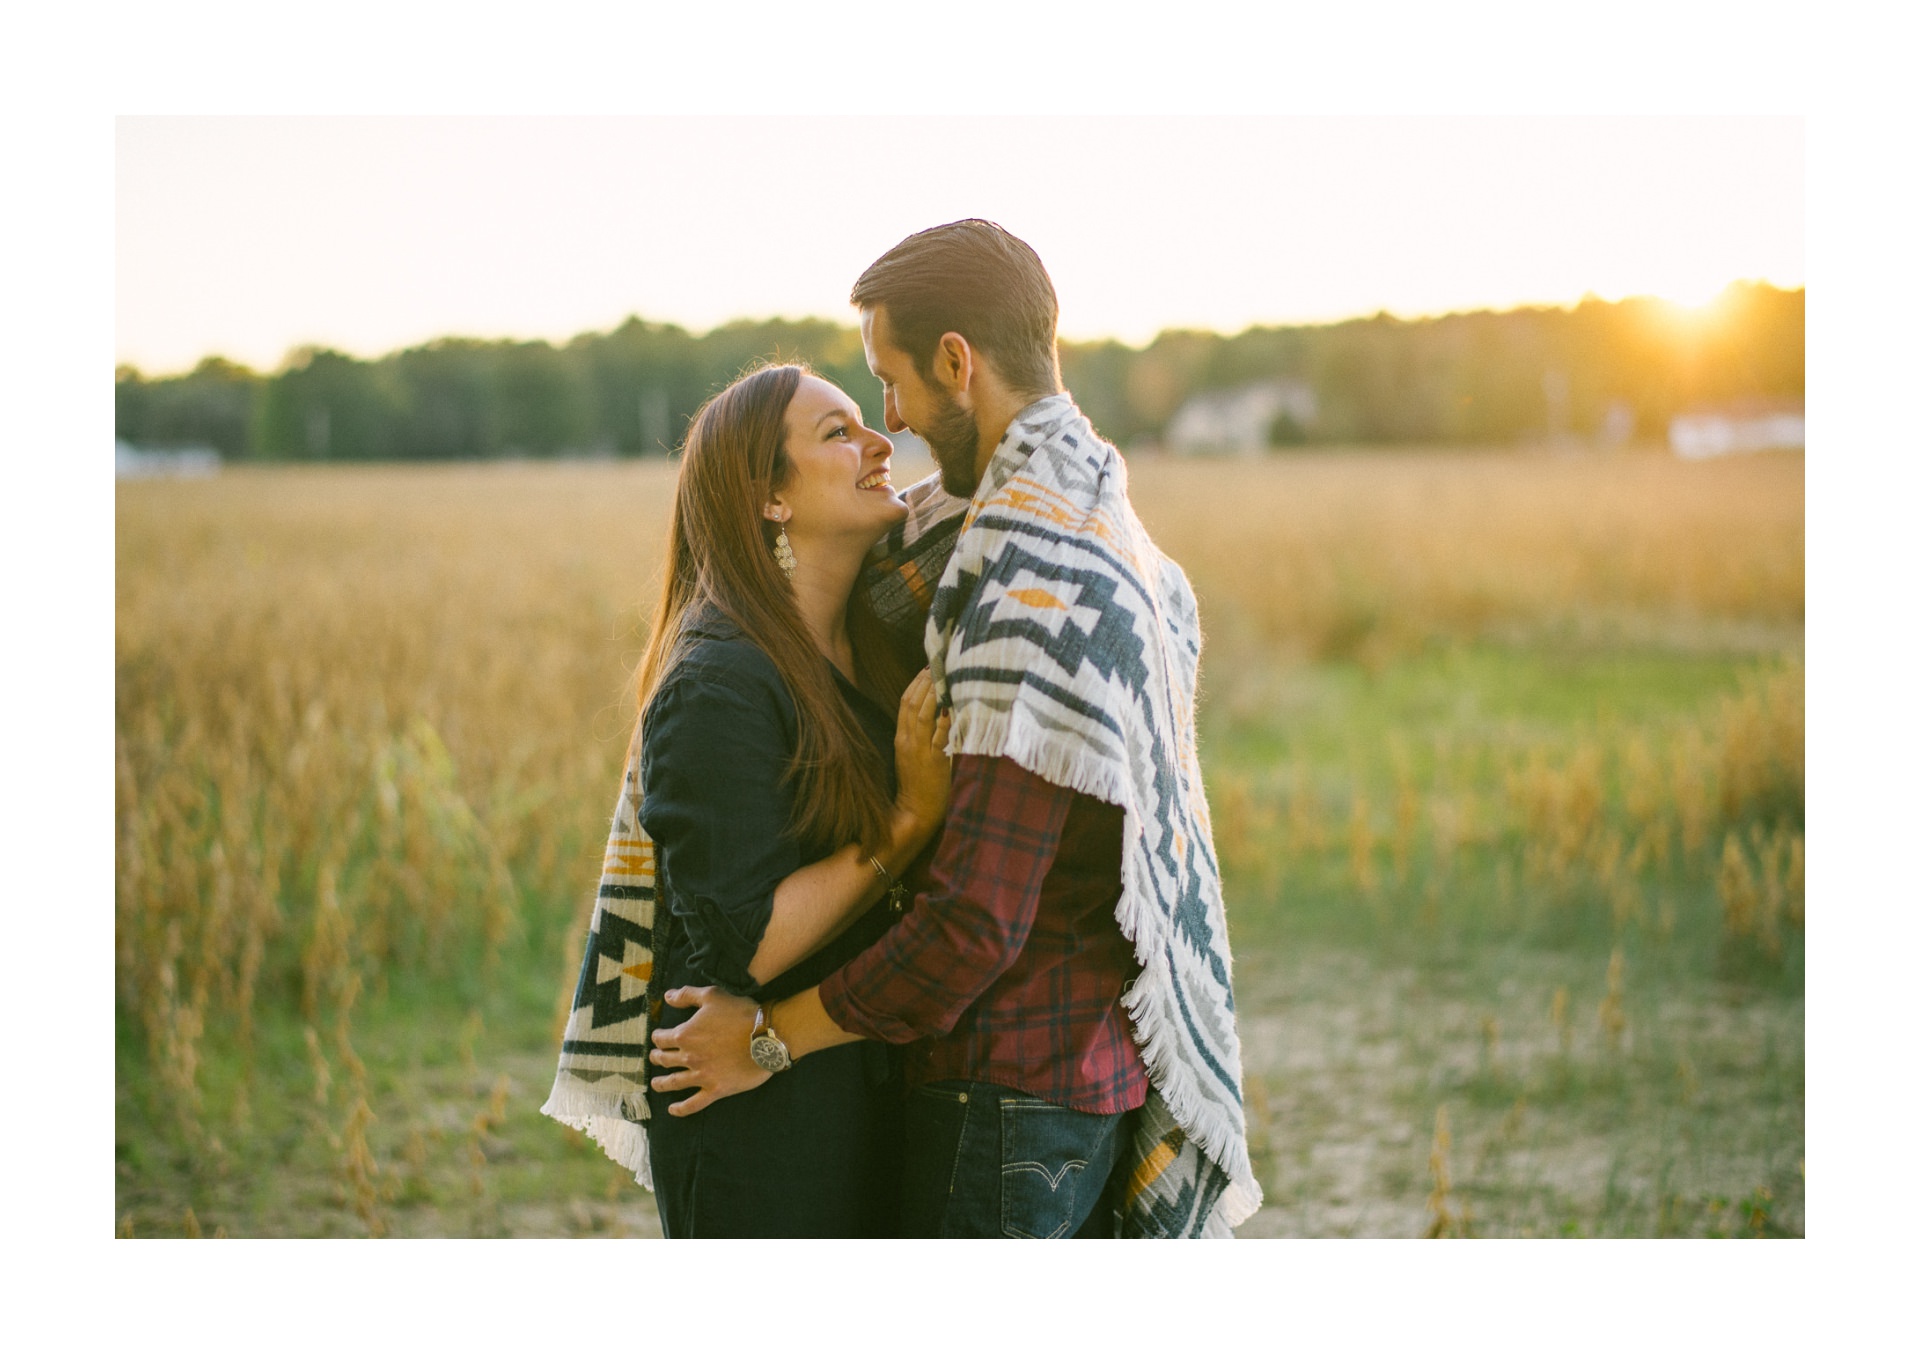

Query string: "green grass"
[[116, 969, 665, 1238], [1207, 639, 1802, 1237], [115, 635, 1802, 1238]]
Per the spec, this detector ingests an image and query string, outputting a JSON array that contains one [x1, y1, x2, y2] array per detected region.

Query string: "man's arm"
[[644, 984, 855, 1117], [648, 754, 1079, 1113], [815, 753, 1075, 1041]]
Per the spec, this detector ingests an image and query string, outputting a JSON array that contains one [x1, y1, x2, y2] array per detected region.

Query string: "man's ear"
[[933, 331, 975, 394]]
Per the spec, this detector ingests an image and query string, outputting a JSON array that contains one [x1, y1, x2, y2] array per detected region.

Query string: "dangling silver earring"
[[772, 522, 796, 580]]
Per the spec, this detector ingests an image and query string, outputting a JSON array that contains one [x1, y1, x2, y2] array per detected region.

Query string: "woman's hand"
[[648, 986, 769, 1115], [892, 668, 952, 853]]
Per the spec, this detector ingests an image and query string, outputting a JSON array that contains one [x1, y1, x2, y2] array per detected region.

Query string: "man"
[[648, 220, 1260, 1238]]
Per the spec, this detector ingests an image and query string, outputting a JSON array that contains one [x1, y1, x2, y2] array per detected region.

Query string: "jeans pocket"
[[901, 1081, 983, 1236], [999, 1097, 1089, 1239], [912, 1081, 974, 1106]]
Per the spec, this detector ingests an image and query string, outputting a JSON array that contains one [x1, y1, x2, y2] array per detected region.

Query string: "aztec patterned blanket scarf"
[[539, 748, 660, 1187], [542, 393, 1260, 1235], [915, 394, 1259, 1236]]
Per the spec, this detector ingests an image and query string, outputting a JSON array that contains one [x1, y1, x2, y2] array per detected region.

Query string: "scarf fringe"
[[540, 1085, 654, 1190], [1119, 948, 1260, 1228], [949, 704, 1129, 806]]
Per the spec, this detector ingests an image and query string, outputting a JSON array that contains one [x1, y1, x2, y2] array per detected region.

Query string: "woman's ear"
[[762, 501, 788, 523]]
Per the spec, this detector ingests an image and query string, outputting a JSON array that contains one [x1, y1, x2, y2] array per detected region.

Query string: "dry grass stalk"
[[341, 1095, 388, 1237], [1670, 729, 1714, 860], [1392, 783, 1420, 882], [1428, 796, 1459, 879], [1785, 833, 1805, 928], [1622, 737, 1664, 833], [552, 925, 588, 1046], [1390, 742, 1420, 883], [467, 1073, 513, 1198], [1557, 745, 1605, 877], [1417, 877, 1443, 931], [1347, 792, 1378, 895], [1425, 1104, 1465, 1238], [1597, 948, 1628, 1052], [304, 1024, 332, 1110], [1287, 768, 1327, 855], [1589, 827, 1624, 893], [301, 861, 352, 1022], [403, 1126, 432, 1174], [1626, 822, 1670, 876], [1674, 1054, 1699, 1104], [1717, 833, 1778, 956], [1215, 774, 1256, 876], [333, 972, 369, 1094], [1718, 666, 1805, 823], [229, 1079, 252, 1138], [459, 1009, 484, 1086], [1609, 874, 1643, 932], [1244, 1074, 1274, 1167]]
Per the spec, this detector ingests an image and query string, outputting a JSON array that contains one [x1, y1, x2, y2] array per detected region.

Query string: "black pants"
[[645, 1041, 902, 1238]]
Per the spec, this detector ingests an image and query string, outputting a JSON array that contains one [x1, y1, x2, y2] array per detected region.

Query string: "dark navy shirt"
[[637, 613, 902, 1005], [636, 610, 911, 1238]]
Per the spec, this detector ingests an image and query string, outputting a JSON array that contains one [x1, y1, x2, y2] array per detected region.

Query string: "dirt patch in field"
[[1229, 947, 1803, 1237]]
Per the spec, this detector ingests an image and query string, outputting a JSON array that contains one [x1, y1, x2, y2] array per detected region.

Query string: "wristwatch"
[[749, 1004, 792, 1073]]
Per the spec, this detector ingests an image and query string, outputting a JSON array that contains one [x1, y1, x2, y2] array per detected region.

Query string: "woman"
[[626, 362, 949, 1238]]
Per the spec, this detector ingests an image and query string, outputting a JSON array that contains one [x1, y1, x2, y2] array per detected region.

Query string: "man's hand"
[[648, 986, 769, 1115]]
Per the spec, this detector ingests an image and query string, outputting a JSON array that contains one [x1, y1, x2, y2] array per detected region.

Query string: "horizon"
[[117, 277, 1804, 381]]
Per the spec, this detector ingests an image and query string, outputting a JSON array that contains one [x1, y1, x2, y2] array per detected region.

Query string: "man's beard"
[[921, 389, 981, 498]]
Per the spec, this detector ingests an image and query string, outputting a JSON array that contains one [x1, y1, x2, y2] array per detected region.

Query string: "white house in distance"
[[1668, 399, 1805, 460], [116, 440, 221, 478], [1165, 379, 1318, 455]]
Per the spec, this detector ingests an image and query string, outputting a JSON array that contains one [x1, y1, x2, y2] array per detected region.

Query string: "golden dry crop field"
[[115, 448, 1803, 1238]]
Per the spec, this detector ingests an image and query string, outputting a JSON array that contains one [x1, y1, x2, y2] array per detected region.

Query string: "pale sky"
[[116, 116, 1803, 376]]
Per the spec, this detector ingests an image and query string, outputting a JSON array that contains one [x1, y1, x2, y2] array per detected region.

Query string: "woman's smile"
[[773, 375, 910, 540]]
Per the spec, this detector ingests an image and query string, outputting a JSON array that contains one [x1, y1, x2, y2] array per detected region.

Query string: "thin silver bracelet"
[[867, 853, 908, 913]]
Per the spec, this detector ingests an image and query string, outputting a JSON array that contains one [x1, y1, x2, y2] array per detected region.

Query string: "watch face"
[[749, 1033, 791, 1073]]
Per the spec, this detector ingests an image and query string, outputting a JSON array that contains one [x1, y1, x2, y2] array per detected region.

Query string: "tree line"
[[114, 284, 1803, 460]]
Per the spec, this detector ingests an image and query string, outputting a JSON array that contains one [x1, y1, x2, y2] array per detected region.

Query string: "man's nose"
[[883, 391, 906, 434]]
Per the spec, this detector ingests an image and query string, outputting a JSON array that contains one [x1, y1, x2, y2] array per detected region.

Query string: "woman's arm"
[[745, 828, 914, 984]]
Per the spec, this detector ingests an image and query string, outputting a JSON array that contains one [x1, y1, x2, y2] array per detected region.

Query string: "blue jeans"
[[899, 1080, 1132, 1238]]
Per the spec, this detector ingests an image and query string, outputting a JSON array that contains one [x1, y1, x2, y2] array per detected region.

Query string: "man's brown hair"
[[850, 219, 1062, 399]]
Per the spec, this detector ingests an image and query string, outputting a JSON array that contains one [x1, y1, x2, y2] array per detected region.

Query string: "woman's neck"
[[788, 543, 862, 680]]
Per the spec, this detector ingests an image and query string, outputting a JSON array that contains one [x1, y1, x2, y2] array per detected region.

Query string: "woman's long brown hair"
[[631, 362, 913, 852]]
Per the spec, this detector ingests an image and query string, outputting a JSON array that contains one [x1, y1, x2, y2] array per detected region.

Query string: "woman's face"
[[770, 376, 908, 553]]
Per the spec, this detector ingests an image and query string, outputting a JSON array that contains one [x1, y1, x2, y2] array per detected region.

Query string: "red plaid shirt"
[[817, 754, 1149, 1115]]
